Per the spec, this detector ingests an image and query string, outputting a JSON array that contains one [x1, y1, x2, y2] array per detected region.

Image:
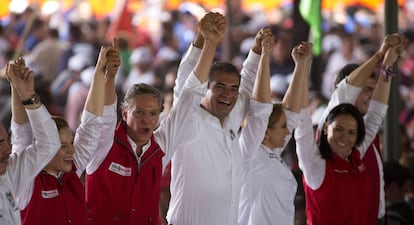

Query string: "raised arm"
[[5, 59, 60, 197], [104, 39, 121, 106], [371, 36, 404, 104], [173, 16, 205, 103], [238, 28, 266, 98], [75, 39, 121, 175], [193, 12, 225, 83], [239, 33, 275, 160], [251, 29, 274, 103], [283, 42, 313, 113], [10, 58, 29, 124], [358, 35, 405, 157], [84, 38, 120, 115], [346, 34, 400, 87], [9, 58, 32, 153]]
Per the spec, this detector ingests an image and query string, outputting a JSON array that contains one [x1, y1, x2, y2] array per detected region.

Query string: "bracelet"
[[380, 64, 394, 82]]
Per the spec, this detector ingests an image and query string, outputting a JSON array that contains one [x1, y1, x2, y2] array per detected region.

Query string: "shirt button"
[[131, 208, 136, 211], [68, 219, 72, 223]]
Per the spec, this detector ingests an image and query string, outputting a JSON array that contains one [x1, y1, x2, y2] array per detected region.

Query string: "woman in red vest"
[[9, 40, 120, 225], [295, 42, 401, 225]]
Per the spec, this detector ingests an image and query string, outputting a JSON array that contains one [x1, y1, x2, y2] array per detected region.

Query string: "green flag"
[[299, 0, 322, 56]]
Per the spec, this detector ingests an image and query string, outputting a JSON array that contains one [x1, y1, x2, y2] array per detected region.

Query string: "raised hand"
[[252, 27, 274, 55], [105, 38, 121, 77], [261, 30, 277, 56], [6, 58, 36, 101], [198, 12, 226, 45], [291, 42, 313, 65]]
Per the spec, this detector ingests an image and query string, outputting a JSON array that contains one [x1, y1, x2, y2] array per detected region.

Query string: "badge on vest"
[[109, 162, 132, 176], [41, 189, 59, 199]]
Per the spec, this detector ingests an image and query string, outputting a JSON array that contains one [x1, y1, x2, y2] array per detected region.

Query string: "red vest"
[[304, 149, 369, 225], [21, 165, 87, 225], [362, 135, 383, 225], [85, 122, 164, 225]]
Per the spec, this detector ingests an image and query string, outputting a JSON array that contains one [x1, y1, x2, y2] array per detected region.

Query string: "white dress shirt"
[[1, 105, 60, 225], [164, 44, 262, 225], [238, 110, 299, 225]]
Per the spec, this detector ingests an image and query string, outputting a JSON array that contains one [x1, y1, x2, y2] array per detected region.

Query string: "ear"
[[264, 129, 270, 140], [121, 107, 128, 122], [323, 123, 328, 135]]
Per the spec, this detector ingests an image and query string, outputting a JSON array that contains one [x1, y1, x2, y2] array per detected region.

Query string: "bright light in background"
[[41, 0, 60, 16], [9, 0, 29, 14]]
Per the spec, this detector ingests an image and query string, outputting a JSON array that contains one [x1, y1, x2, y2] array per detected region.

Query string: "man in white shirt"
[[165, 12, 272, 225], [0, 59, 60, 225]]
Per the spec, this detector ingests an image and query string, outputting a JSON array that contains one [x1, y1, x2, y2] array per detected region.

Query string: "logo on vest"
[[41, 189, 59, 199], [109, 162, 132, 176]]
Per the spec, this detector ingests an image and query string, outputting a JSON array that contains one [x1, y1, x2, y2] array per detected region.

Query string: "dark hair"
[[334, 63, 377, 87], [317, 103, 365, 160], [384, 161, 411, 189], [122, 83, 164, 113], [267, 103, 284, 128], [51, 116, 69, 131], [208, 61, 241, 88]]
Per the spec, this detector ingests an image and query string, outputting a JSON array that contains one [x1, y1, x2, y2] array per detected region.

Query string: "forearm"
[[346, 52, 381, 87], [193, 40, 217, 83], [85, 68, 105, 116], [11, 86, 29, 124], [284, 61, 310, 112], [104, 75, 117, 105], [252, 52, 271, 103]]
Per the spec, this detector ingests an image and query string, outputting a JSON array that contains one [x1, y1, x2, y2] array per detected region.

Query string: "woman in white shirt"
[[238, 42, 313, 225]]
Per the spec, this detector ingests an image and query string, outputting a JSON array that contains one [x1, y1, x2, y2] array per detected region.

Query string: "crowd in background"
[[1, 1, 414, 224]]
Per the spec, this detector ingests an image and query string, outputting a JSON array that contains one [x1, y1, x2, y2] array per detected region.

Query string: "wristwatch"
[[21, 93, 41, 105]]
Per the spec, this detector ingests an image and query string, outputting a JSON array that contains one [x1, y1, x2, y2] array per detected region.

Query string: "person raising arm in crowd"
[[316, 33, 405, 224], [1, 58, 61, 225], [295, 37, 403, 225], [163, 12, 271, 225], [9, 40, 120, 225], [238, 41, 313, 225]]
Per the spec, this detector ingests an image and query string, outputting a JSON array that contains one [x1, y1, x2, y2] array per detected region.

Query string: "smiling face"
[[324, 114, 358, 159], [122, 95, 161, 149], [263, 112, 290, 149], [0, 124, 11, 175], [202, 71, 240, 123], [44, 127, 75, 175]]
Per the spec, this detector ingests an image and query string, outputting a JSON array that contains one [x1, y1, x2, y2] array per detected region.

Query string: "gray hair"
[[122, 83, 164, 112]]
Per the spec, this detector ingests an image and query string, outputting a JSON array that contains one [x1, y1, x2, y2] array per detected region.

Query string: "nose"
[[284, 128, 290, 136], [222, 87, 233, 97], [141, 114, 151, 124], [67, 145, 75, 155]]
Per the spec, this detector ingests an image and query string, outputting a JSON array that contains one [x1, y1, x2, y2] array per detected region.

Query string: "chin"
[[62, 166, 73, 173]]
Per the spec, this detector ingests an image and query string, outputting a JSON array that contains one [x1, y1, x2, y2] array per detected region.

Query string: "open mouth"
[[218, 99, 231, 106], [141, 128, 150, 134], [63, 158, 73, 163]]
